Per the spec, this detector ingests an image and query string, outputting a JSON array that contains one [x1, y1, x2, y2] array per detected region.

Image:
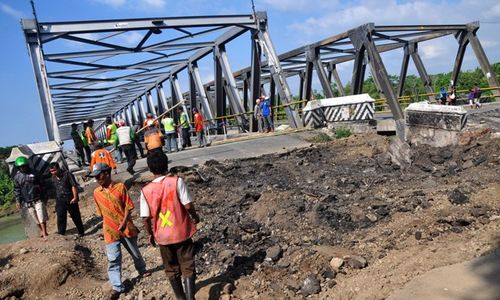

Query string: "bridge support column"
[[327, 63, 346, 96], [307, 46, 334, 98], [408, 42, 434, 101], [255, 11, 302, 128], [214, 44, 248, 131], [24, 21, 61, 142], [188, 62, 215, 125], [397, 45, 410, 97], [349, 23, 404, 139], [171, 74, 190, 124], [156, 84, 169, 114], [146, 91, 156, 115]]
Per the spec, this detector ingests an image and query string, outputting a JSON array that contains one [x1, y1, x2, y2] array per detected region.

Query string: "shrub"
[[335, 127, 352, 139], [0, 163, 14, 208], [308, 132, 332, 143]]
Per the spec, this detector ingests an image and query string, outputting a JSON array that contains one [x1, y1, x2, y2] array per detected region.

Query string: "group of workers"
[[438, 84, 482, 108], [13, 150, 199, 300], [69, 106, 208, 176], [11, 105, 209, 299]]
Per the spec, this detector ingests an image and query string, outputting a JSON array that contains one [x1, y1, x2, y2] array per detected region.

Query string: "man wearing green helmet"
[[13, 156, 49, 238]]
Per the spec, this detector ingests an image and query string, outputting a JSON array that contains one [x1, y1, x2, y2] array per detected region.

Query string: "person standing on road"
[[254, 98, 263, 133], [193, 107, 206, 148], [140, 151, 200, 300], [260, 96, 274, 133], [71, 123, 87, 166], [12, 156, 49, 238], [143, 112, 160, 128], [116, 120, 137, 175], [90, 163, 150, 299], [178, 107, 192, 149], [161, 112, 178, 153], [49, 162, 85, 237]]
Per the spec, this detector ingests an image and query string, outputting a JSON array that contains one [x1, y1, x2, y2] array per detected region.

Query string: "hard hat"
[[15, 156, 29, 167]]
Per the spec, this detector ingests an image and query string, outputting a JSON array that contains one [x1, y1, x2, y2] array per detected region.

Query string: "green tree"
[[0, 163, 14, 208]]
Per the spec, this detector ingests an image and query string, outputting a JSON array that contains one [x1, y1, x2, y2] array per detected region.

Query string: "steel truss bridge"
[[22, 12, 499, 141]]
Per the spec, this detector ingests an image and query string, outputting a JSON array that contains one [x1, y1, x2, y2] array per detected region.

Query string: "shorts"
[[26, 201, 48, 224]]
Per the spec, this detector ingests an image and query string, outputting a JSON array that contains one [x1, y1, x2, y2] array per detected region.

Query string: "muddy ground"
[[0, 115, 499, 300]]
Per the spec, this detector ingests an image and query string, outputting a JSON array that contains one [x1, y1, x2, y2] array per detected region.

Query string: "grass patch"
[[335, 127, 352, 139], [307, 132, 333, 143]]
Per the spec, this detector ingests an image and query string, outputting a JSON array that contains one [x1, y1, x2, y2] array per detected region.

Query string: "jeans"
[[196, 131, 206, 147], [165, 132, 178, 153], [105, 236, 147, 292], [263, 115, 274, 131]]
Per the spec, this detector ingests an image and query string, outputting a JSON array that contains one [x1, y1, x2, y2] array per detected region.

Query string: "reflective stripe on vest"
[[142, 176, 196, 245]]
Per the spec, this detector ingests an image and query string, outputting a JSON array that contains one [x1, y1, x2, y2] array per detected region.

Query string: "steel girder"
[[22, 13, 287, 140]]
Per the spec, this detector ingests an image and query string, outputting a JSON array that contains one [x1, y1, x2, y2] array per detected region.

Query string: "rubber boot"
[[169, 277, 186, 300], [184, 276, 196, 300]]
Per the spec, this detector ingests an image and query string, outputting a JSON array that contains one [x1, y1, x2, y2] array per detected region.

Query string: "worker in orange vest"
[[140, 150, 200, 300], [143, 112, 160, 128], [90, 142, 117, 174]]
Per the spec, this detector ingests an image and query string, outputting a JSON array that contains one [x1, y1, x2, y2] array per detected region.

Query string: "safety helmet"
[[15, 156, 29, 167]]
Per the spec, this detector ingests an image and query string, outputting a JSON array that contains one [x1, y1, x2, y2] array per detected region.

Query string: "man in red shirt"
[[193, 108, 206, 148]]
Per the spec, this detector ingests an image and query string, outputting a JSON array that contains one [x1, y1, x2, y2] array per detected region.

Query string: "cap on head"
[[192, 107, 198, 113], [256, 99, 261, 103], [15, 156, 29, 167], [89, 163, 111, 177]]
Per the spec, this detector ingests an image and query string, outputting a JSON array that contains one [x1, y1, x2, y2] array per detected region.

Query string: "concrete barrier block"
[[405, 102, 467, 131]]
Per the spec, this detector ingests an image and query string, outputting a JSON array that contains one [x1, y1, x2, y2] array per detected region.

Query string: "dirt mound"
[[0, 131, 498, 300]]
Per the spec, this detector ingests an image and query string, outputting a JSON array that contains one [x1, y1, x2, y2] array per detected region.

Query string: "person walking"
[[178, 107, 192, 149], [90, 163, 150, 299], [49, 162, 85, 237], [91, 142, 117, 174], [131, 122, 146, 158], [116, 120, 137, 175], [193, 108, 206, 148], [12, 156, 49, 238], [71, 123, 87, 166], [140, 151, 200, 300], [253, 98, 263, 133], [82, 122, 93, 164], [85, 119, 98, 151], [161, 112, 178, 153], [106, 117, 123, 163]]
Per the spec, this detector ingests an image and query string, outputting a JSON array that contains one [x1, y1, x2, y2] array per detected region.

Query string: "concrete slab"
[[388, 251, 500, 300]]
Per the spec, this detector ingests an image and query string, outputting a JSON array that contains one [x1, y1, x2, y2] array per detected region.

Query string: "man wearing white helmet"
[[116, 120, 137, 175]]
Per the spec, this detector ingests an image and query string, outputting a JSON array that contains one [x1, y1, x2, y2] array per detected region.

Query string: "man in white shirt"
[[116, 120, 136, 175]]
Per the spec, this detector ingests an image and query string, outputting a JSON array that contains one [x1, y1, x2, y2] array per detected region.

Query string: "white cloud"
[[137, 0, 166, 10], [257, 0, 338, 12], [93, 0, 126, 8], [119, 31, 144, 46], [0, 3, 26, 19], [420, 42, 448, 60]]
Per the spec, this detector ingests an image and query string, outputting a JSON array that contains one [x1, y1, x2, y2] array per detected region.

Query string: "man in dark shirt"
[[13, 156, 49, 238], [71, 123, 87, 166], [49, 162, 85, 236]]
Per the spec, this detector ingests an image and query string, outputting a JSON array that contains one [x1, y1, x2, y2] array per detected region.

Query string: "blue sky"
[[0, 0, 499, 147]]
